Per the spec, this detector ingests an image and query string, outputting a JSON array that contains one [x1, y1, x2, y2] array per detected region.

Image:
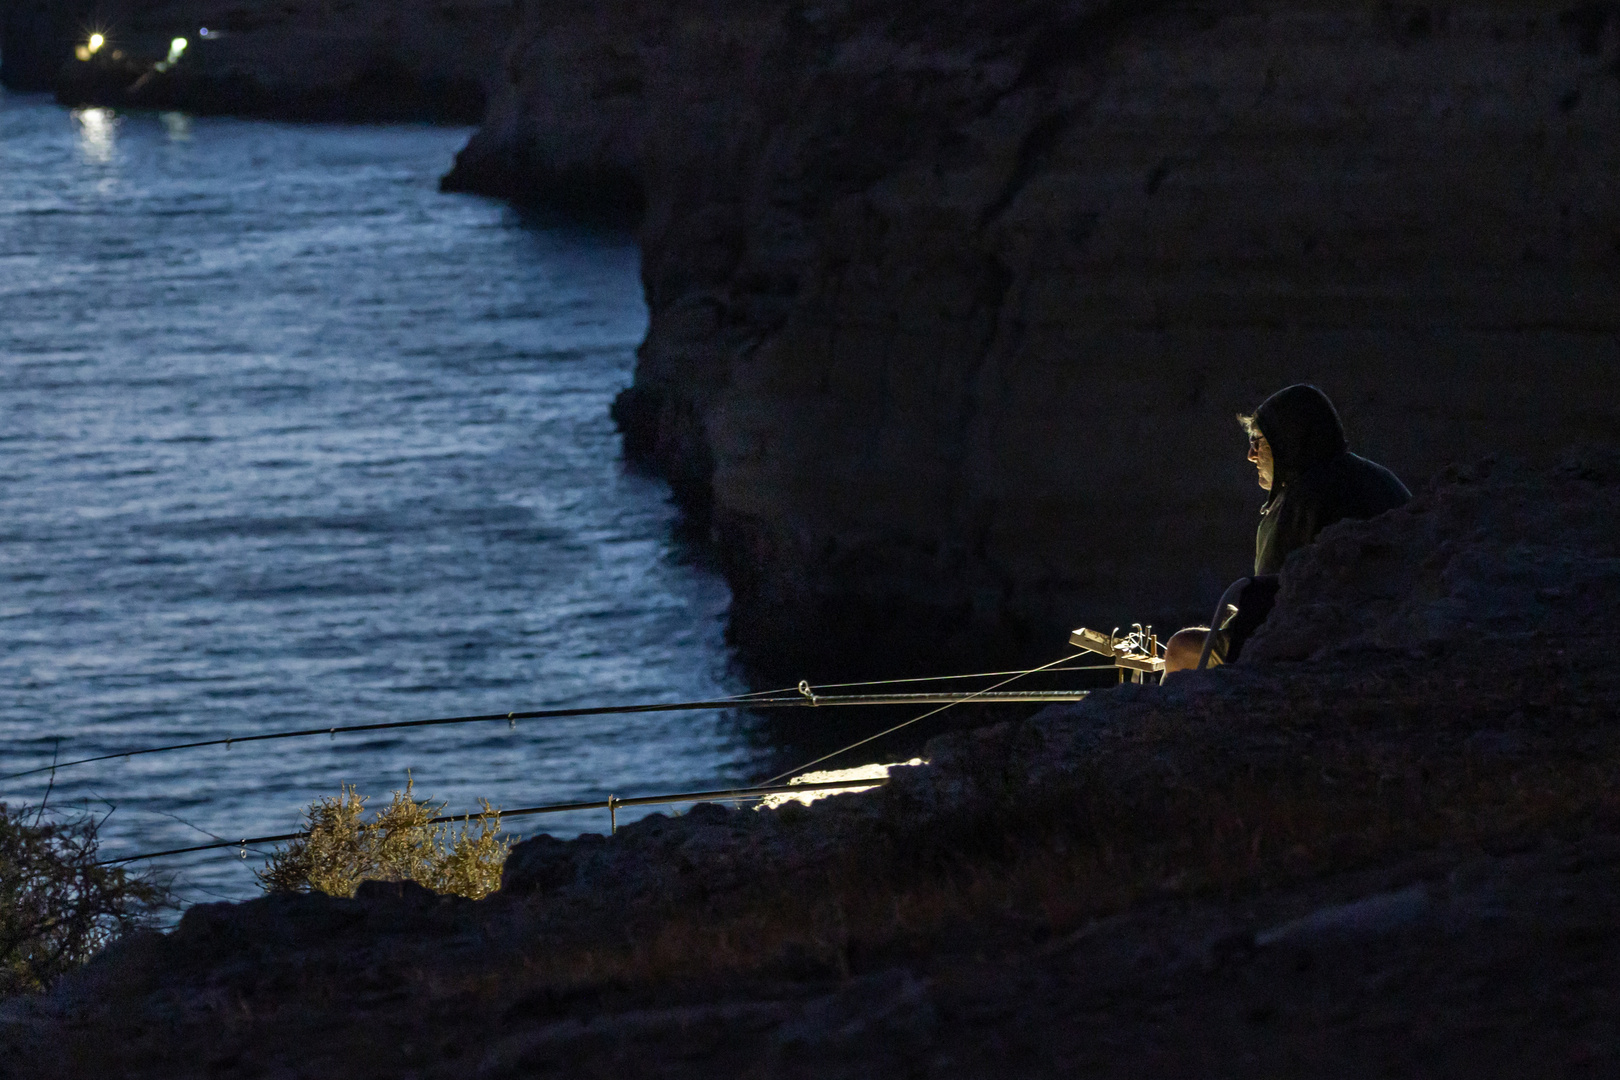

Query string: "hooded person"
[[1247, 383, 1411, 576], [1164, 384, 1412, 672]]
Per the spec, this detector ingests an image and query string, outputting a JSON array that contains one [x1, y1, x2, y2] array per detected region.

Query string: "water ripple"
[[0, 92, 758, 906]]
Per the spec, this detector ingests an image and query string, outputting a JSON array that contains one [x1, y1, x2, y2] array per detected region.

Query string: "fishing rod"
[[98, 776, 893, 865], [3, 681, 1102, 784]]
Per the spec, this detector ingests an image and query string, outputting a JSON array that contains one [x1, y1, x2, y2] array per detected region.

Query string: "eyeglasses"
[[1248, 432, 1266, 452]]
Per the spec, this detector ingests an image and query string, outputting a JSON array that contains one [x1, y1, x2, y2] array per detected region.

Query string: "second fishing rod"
[[2, 668, 1111, 784]]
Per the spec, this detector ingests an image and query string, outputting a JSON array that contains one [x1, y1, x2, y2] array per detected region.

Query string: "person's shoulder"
[[1343, 452, 1412, 509]]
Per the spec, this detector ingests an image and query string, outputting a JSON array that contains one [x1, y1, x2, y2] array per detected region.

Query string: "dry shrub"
[[256, 778, 509, 899], [0, 803, 166, 997]]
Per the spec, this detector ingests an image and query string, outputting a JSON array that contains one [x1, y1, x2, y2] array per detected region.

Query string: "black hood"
[[1254, 384, 1348, 486]]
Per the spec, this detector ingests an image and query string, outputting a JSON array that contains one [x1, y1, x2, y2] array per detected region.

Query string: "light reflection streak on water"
[[73, 106, 119, 163], [161, 112, 191, 142]]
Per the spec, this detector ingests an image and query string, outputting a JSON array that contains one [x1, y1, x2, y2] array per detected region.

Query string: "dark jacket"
[[1252, 384, 1411, 575]]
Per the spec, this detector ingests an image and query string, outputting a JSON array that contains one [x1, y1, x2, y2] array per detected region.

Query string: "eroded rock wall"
[[461, 0, 1620, 677]]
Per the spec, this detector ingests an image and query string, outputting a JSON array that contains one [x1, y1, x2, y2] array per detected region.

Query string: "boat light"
[[153, 36, 188, 73]]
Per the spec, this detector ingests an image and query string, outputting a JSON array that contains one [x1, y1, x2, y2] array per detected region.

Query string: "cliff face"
[[0, 0, 513, 121], [458, 0, 1620, 677]]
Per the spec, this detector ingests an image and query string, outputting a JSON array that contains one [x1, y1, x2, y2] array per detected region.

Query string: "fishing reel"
[[1069, 623, 1165, 683]]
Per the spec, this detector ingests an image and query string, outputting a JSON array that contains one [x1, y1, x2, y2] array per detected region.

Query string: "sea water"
[[0, 91, 762, 904]]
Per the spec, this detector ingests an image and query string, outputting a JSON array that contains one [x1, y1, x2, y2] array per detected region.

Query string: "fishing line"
[[759, 651, 1088, 786], [729, 663, 1114, 698]]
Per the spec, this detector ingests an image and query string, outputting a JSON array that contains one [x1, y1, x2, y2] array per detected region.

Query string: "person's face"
[[1248, 432, 1274, 491]]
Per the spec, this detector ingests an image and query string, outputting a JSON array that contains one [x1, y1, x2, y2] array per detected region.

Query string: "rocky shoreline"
[[3, 453, 1618, 1075]]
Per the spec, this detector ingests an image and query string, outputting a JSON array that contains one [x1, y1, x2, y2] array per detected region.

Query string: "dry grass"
[[256, 778, 509, 899]]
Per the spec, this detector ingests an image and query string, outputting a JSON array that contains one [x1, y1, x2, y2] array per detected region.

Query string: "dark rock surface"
[[454, 0, 1620, 677], [0, 0, 512, 122], [438, 0, 651, 217], [4, 455, 1619, 1076]]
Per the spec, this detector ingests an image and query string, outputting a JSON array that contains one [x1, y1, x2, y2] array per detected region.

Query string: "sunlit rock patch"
[[759, 760, 926, 810]]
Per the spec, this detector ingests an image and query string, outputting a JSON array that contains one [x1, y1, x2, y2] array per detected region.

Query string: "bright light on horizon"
[[87, 33, 105, 53], [153, 36, 189, 73]]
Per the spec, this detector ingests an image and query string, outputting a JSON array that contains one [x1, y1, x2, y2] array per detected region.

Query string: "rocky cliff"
[[0, 0, 513, 121], [451, 0, 1620, 678]]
